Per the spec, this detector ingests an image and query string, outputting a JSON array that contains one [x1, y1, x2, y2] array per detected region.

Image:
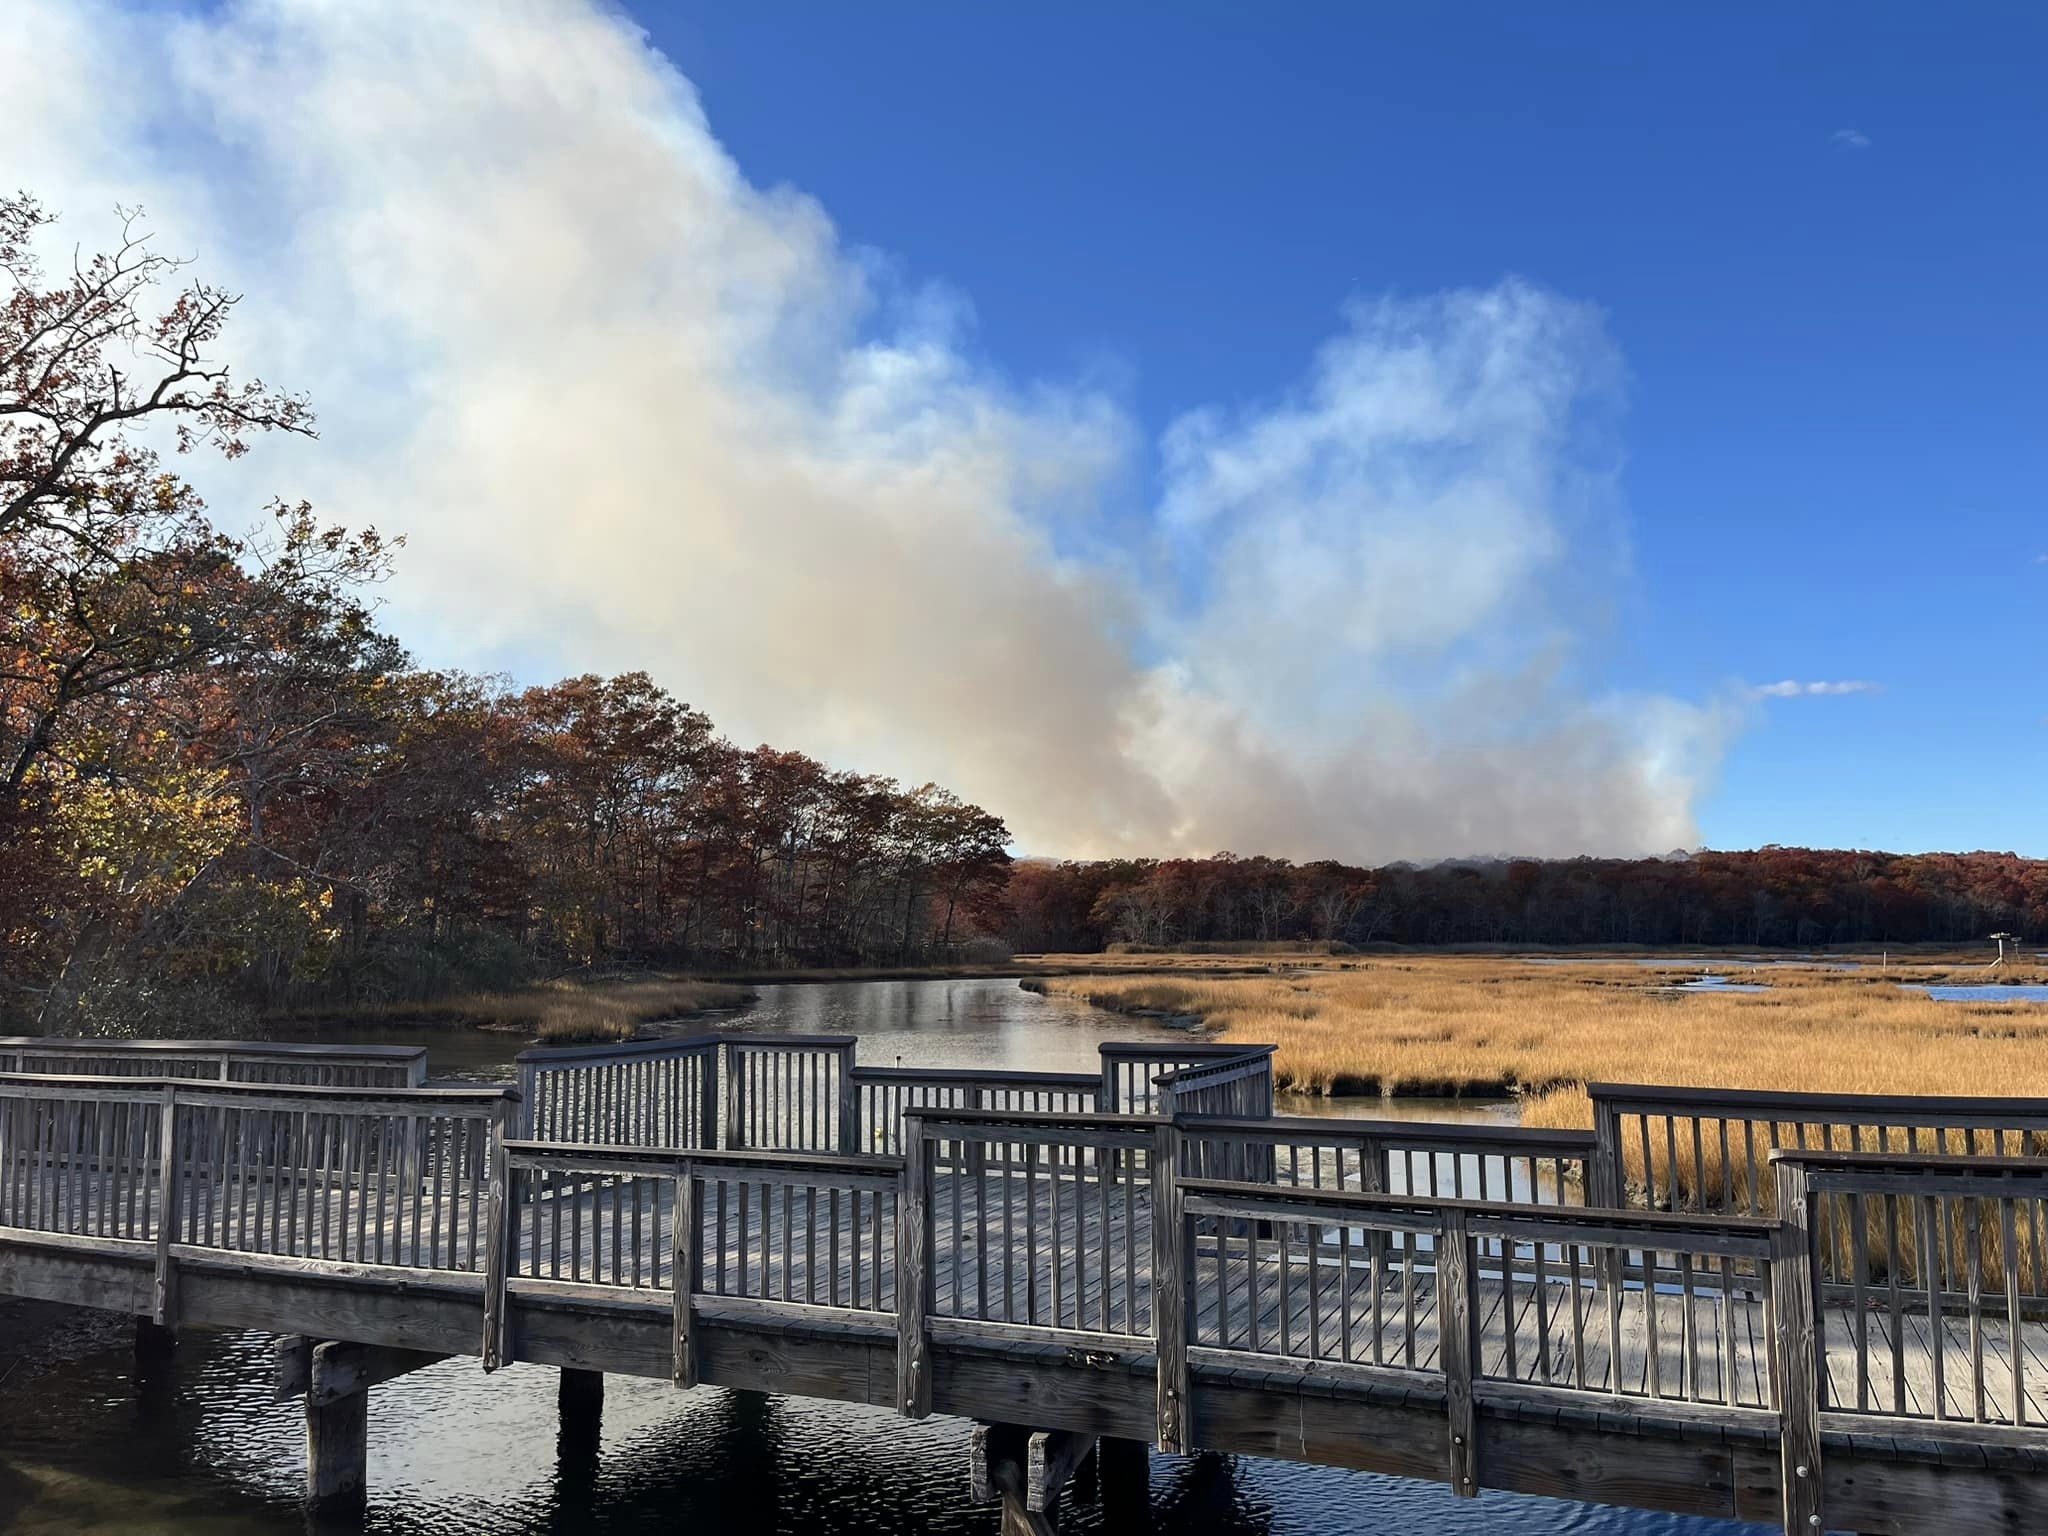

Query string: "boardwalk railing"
[[1590, 1081, 2048, 1217], [15, 1050, 2048, 1533], [1177, 1178, 1784, 1492], [1100, 1041, 1270, 1116], [1153, 1048, 1276, 1120], [1776, 1149, 2048, 1432], [720, 1036, 857, 1153], [516, 1036, 720, 1147], [493, 1139, 901, 1380], [0, 1072, 515, 1326], [517, 1034, 860, 1153], [850, 1067, 1100, 1156], [519, 1035, 1269, 1159], [899, 1108, 1164, 1397], [0, 1036, 427, 1087], [1174, 1114, 1593, 1209]]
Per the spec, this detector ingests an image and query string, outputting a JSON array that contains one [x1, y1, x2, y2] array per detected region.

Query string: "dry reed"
[[1030, 957, 2048, 1105], [1040, 957, 2048, 1289], [334, 977, 756, 1042]]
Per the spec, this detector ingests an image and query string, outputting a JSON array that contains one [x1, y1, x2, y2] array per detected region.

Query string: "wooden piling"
[[972, 1422, 1095, 1536], [1095, 1437, 1151, 1524], [305, 1388, 368, 1511], [559, 1367, 604, 1428], [134, 1316, 177, 1363]]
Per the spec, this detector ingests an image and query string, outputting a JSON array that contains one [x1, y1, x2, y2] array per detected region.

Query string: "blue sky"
[[639, 2, 2046, 855], [16, 1, 2040, 860]]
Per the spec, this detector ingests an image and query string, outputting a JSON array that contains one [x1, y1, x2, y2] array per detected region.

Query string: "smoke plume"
[[8, 0, 1731, 859]]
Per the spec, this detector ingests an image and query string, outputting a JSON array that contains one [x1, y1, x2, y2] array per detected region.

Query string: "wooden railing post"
[[696, 1047, 719, 1151], [898, 1115, 933, 1418], [515, 1059, 538, 1139], [1439, 1208, 1478, 1497], [1589, 1093, 1628, 1320], [1589, 1094, 1624, 1207], [721, 1041, 743, 1151], [964, 1086, 987, 1183], [836, 1043, 860, 1155], [481, 1099, 514, 1371], [152, 1083, 179, 1326], [673, 1162, 701, 1388], [1771, 1158, 1824, 1535], [1152, 1120, 1188, 1453]]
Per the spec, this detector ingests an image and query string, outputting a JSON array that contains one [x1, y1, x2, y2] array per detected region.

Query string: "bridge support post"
[[305, 1387, 368, 1513], [559, 1368, 604, 1433], [1095, 1437, 1150, 1524], [134, 1316, 177, 1363], [972, 1423, 1095, 1536]]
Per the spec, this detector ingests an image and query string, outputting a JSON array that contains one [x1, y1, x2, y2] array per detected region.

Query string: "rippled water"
[[0, 979, 1765, 1534]]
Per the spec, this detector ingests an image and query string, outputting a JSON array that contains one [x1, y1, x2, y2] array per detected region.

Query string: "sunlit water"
[[0, 978, 1763, 1534]]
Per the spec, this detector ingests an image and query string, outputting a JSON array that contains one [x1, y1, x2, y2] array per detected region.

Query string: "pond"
[[0, 978, 1764, 1536]]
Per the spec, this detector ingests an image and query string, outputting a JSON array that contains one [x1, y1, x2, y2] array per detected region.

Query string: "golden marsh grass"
[[1039, 957, 2048, 1281], [1030, 956, 2048, 1111]]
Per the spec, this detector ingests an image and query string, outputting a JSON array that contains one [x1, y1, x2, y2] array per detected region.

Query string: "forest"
[[0, 194, 1009, 1032], [1003, 847, 2048, 955], [6, 192, 2044, 1037]]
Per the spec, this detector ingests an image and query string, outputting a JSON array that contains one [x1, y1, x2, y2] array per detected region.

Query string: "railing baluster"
[[2004, 1194, 2024, 1425]]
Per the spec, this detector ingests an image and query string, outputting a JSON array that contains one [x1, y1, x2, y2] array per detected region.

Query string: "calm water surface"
[[0, 978, 1763, 1535]]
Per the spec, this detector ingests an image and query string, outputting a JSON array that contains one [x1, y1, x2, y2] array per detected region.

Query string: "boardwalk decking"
[[6, 1037, 2048, 1533]]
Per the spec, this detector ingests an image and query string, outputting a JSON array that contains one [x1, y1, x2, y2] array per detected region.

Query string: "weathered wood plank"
[[1440, 1209, 1477, 1496], [898, 1127, 932, 1417], [1773, 1159, 1825, 1535]]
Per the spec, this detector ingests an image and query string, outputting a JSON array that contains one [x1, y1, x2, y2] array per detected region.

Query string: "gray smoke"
[[9, 0, 1735, 859]]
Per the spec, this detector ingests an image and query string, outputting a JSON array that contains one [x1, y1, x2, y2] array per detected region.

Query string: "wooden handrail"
[[513, 1035, 721, 1065], [1769, 1148, 2048, 1176], [1176, 1175, 1774, 1232], [849, 1066, 1100, 1089], [1591, 1081, 2048, 1120], [0, 1035, 426, 1062], [1179, 1113, 1595, 1151], [501, 1137, 901, 1177], [0, 1072, 511, 1108], [903, 1106, 1161, 1132]]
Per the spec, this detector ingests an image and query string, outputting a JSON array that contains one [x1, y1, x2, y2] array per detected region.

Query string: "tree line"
[[0, 194, 1008, 1032], [1003, 848, 2048, 954], [8, 193, 2040, 1037]]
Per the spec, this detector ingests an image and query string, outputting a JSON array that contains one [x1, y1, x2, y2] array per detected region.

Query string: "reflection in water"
[[0, 979, 1766, 1535], [0, 1327, 1765, 1534]]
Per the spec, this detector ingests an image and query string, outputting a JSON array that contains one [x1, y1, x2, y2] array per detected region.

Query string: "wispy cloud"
[[1748, 679, 1881, 699], [1831, 128, 1872, 150]]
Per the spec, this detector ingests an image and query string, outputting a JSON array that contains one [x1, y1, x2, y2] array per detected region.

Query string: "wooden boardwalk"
[[7, 1035, 2048, 1534]]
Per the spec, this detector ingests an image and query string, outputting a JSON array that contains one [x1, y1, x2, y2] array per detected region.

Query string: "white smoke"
[[6, 0, 1734, 860]]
